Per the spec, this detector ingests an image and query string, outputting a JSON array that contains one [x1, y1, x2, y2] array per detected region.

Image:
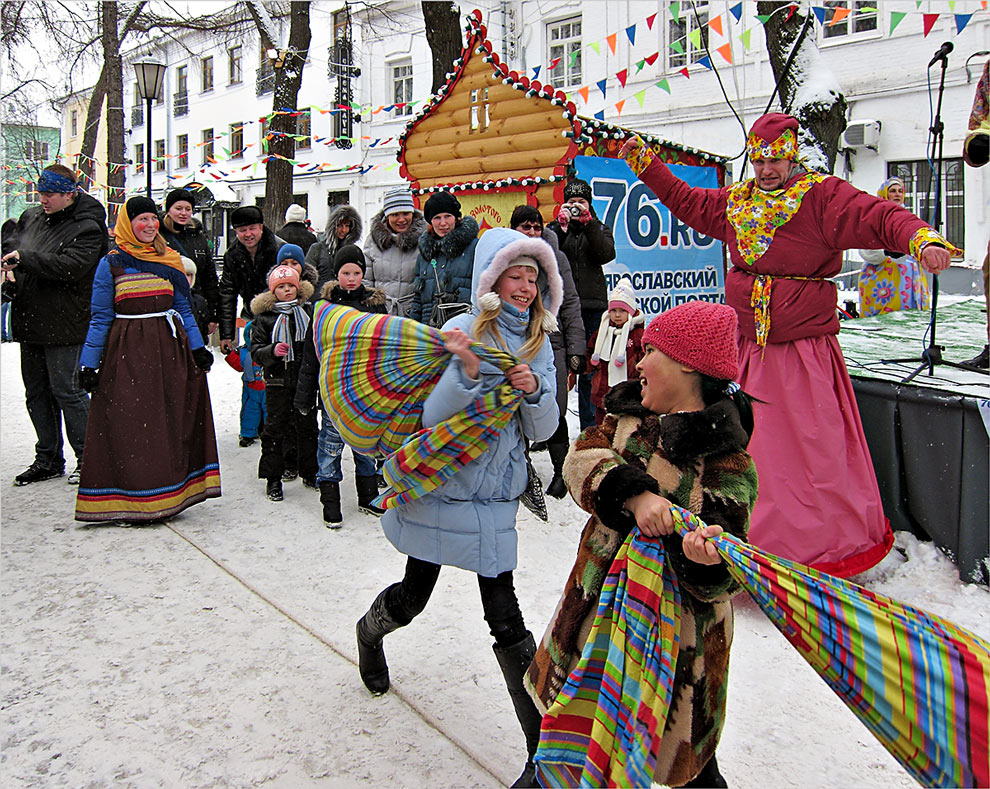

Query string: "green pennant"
[[672, 40, 685, 54], [740, 28, 752, 50], [656, 78, 671, 93], [948, 0, 955, 11], [687, 28, 702, 48], [670, 1, 680, 22], [589, 41, 600, 55], [634, 89, 647, 107], [569, 49, 580, 66], [889, 10, 906, 34], [635, 59, 646, 73], [222, 147, 231, 157], [756, 14, 772, 24]]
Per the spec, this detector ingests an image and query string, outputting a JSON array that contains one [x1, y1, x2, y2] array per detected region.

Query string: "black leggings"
[[385, 556, 528, 647]]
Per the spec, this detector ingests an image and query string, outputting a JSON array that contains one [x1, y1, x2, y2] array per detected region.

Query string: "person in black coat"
[[1, 164, 108, 485], [547, 178, 616, 430], [278, 204, 318, 255], [160, 189, 220, 333], [219, 205, 284, 354]]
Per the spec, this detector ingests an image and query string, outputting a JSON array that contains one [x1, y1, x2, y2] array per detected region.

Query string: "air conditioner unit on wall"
[[842, 120, 882, 151]]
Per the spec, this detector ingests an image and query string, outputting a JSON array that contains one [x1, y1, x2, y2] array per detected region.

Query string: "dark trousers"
[[258, 384, 318, 482], [386, 556, 529, 647], [579, 308, 604, 430], [19, 342, 89, 468]]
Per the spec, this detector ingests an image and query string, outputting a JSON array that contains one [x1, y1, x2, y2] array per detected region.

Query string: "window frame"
[[667, 2, 710, 71], [547, 16, 583, 90], [296, 112, 311, 150], [229, 122, 244, 159], [887, 158, 966, 250], [176, 133, 189, 170], [70, 110, 78, 138], [202, 55, 214, 92], [390, 60, 414, 118], [819, 0, 879, 45], [228, 45, 243, 85], [134, 142, 145, 174], [154, 138, 166, 172], [201, 128, 214, 166]]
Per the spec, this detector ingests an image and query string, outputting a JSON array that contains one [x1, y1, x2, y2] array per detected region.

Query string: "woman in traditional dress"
[[856, 177, 930, 316], [74, 196, 220, 523]]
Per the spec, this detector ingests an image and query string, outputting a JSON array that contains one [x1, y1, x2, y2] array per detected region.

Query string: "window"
[[391, 61, 413, 117], [668, 3, 709, 69], [229, 123, 244, 159], [229, 45, 242, 84], [70, 110, 78, 137], [202, 55, 214, 91], [260, 117, 270, 153], [888, 158, 965, 250], [822, 1, 877, 39], [547, 17, 582, 89], [25, 184, 39, 203], [470, 88, 489, 132], [135, 142, 145, 174], [174, 64, 189, 117], [296, 112, 311, 150], [201, 128, 214, 165], [154, 139, 165, 171], [131, 82, 144, 126], [176, 64, 187, 95], [177, 134, 189, 169], [24, 140, 49, 161]]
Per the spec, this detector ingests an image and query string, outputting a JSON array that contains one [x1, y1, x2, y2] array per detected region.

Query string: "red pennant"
[[923, 13, 939, 36], [645, 52, 659, 65], [616, 69, 628, 87], [679, 67, 690, 79], [647, 13, 657, 29]]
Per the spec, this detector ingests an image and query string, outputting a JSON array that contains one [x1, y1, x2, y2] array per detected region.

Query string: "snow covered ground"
[[2, 340, 987, 787]]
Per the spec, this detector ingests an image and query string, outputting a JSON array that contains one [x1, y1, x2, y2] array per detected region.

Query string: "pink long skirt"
[[738, 334, 893, 577]]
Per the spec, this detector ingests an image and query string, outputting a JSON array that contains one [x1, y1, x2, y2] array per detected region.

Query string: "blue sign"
[[572, 155, 725, 317]]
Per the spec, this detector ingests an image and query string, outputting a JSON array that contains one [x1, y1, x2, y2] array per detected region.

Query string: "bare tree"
[[758, 1, 847, 173], [422, 2, 462, 94]]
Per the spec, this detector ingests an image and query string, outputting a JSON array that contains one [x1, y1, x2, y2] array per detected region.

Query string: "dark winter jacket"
[[277, 220, 317, 255], [219, 227, 284, 340], [548, 209, 615, 313], [161, 217, 219, 322], [3, 191, 108, 345], [248, 280, 316, 388], [305, 205, 363, 289], [264, 261, 320, 305], [294, 280, 388, 414], [542, 227, 586, 357], [364, 209, 428, 316], [409, 215, 480, 325]]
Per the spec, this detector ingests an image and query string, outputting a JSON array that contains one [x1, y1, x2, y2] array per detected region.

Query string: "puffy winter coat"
[[305, 205, 363, 289], [248, 280, 315, 388], [160, 217, 219, 322], [548, 209, 615, 313], [218, 227, 284, 340], [527, 381, 758, 787], [382, 228, 559, 577], [363, 209, 428, 316], [276, 220, 317, 255], [408, 215, 480, 325], [4, 191, 108, 345]]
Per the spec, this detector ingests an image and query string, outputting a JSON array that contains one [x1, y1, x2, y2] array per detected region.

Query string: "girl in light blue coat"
[[357, 227, 563, 788]]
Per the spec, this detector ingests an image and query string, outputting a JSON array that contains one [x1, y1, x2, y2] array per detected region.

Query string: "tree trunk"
[[757, 1, 847, 173], [102, 1, 125, 221], [422, 2, 463, 94], [250, 1, 311, 229]]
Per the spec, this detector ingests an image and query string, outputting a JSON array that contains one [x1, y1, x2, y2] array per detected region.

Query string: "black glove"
[[79, 366, 99, 393], [295, 402, 312, 416], [192, 347, 214, 372], [568, 355, 586, 373]]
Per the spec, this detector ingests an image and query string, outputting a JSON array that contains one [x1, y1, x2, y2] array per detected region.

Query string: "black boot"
[[356, 475, 385, 516], [962, 344, 989, 369], [356, 585, 404, 695], [493, 632, 543, 788], [266, 479, 283, 502], [320, 480, 342, 528], [683, 753, 728, 788], [545, 441, 568, 499]]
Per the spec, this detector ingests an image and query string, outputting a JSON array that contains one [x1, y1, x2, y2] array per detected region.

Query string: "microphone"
[[928, 41, 953, 67]]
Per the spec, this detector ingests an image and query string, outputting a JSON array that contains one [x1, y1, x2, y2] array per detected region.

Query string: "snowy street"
[[2, 341, 988, 787]]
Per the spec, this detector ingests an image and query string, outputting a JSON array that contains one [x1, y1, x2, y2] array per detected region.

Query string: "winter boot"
[[545, 441, 569, 499], [320, 481, 342, 529], [493, 631, 543, 788], [962, 343, 989, 369], [266, 479, 283, 502], [683, 753, 728, 788], [356, 475, 385, 516], [356, 585, 404, 695]]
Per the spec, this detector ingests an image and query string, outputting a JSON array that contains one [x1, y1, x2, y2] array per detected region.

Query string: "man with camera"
[[548, 179, 615, 429]]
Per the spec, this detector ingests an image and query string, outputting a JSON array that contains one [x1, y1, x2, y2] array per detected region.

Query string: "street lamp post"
[[133, 60, 166, 199]]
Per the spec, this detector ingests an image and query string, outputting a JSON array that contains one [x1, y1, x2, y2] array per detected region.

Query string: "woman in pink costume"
[[620, 113, 957, 576]]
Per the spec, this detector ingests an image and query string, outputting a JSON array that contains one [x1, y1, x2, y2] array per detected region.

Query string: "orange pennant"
[[716, 42, 733, 63], [709, 15, 724, 36], [830, 6, 851, 25], [578, 85, 590, 103], [615, 100, 625, 115], [606, 33, 617, 54]]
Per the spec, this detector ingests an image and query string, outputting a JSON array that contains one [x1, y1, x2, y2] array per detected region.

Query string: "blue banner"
[[572, 155, 725, 317]]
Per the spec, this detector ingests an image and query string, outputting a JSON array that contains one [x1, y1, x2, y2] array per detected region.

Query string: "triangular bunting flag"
[[812, 6, 827, 25], [615, 100, 625, 115], [656, 78, 671, 94], [670, 2, 681, 23], [626, 24, 637, 45], [569, 49, 580, 67], [889, 10, 906, 34], [616, 68, 628, 87], [949, 0, 956, 10], [697, 55, 713, 70], [740, 28, 752, 49], [635, 59, 646, 73], [687, 27, 702, 48], [830, 6, 851, 25], [645, 52, 659, 65], [671, 40, 685, 54], [596, 78, 608, 98], [549, 57, 561, 70], [594, 110, 605, 121], [578, 85, 590, 103], [786, 4, 797, 21], [717, 42, 733, 63], [755, 14, 772, 24], [923, 13, 939, 36], [709, 15, 723, 36], [532, 66, 541, 79], [589, 41, 601, 55], [729, 3, 742, 22], [606, 33, 617, 54], [634, 89, 647, 107], [679, 66, 690, 79], [955, 13, 973, 34], [647, 13, 657, 29]]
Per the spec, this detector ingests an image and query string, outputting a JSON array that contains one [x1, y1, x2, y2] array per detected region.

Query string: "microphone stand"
[[881, 49, 985, 381]]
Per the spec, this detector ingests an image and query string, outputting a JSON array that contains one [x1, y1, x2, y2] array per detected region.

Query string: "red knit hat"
[[641, 301, 739, 380]]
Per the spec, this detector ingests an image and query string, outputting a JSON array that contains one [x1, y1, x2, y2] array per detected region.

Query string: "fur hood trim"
[[324, 204, 363, 245], [249, 279, 315, 315], [418, 215, 479, 260], [318, 280, 388, 308], [472, 229, 564, 320], [369, 209, 427, 253]]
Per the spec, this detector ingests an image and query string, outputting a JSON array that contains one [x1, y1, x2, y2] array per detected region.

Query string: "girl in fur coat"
[[525, 300, 759, 788]]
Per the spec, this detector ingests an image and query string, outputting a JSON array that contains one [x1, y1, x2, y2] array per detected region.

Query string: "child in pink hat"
[[587, 278, 645, 425]]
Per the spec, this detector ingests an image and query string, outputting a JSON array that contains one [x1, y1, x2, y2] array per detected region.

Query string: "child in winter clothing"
[[295, 244, 387, 527], [525, 300, 759, 788], [587, 277, 645, 425], [224, 318, 266, 447], [250, 265, 318, 501], [182, 255, 212, 342]]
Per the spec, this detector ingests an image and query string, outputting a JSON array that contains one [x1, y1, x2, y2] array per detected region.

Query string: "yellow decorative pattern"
[[908, 226, 963, 263], [746, 128, 799, 161]]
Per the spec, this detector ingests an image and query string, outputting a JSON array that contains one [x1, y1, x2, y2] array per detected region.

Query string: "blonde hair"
[[152, 234, 169, 256], [470, 288, 549, 363]]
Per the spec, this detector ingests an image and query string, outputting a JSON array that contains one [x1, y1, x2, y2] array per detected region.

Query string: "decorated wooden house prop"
[[397, 8, 728, 233]]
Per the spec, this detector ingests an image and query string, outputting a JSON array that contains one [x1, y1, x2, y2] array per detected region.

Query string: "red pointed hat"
[[749, 112, 799, 143], [747, 112, 800, 161]]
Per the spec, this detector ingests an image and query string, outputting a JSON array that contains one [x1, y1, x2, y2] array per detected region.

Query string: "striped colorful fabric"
[[313, 304, 524, 508], [113, 271, 174, 303], [534, 531, 682, 788], [667, 507, 990, 789]]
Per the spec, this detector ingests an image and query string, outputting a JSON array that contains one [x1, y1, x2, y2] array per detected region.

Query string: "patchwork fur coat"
[[525, 379, 758, 787]]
